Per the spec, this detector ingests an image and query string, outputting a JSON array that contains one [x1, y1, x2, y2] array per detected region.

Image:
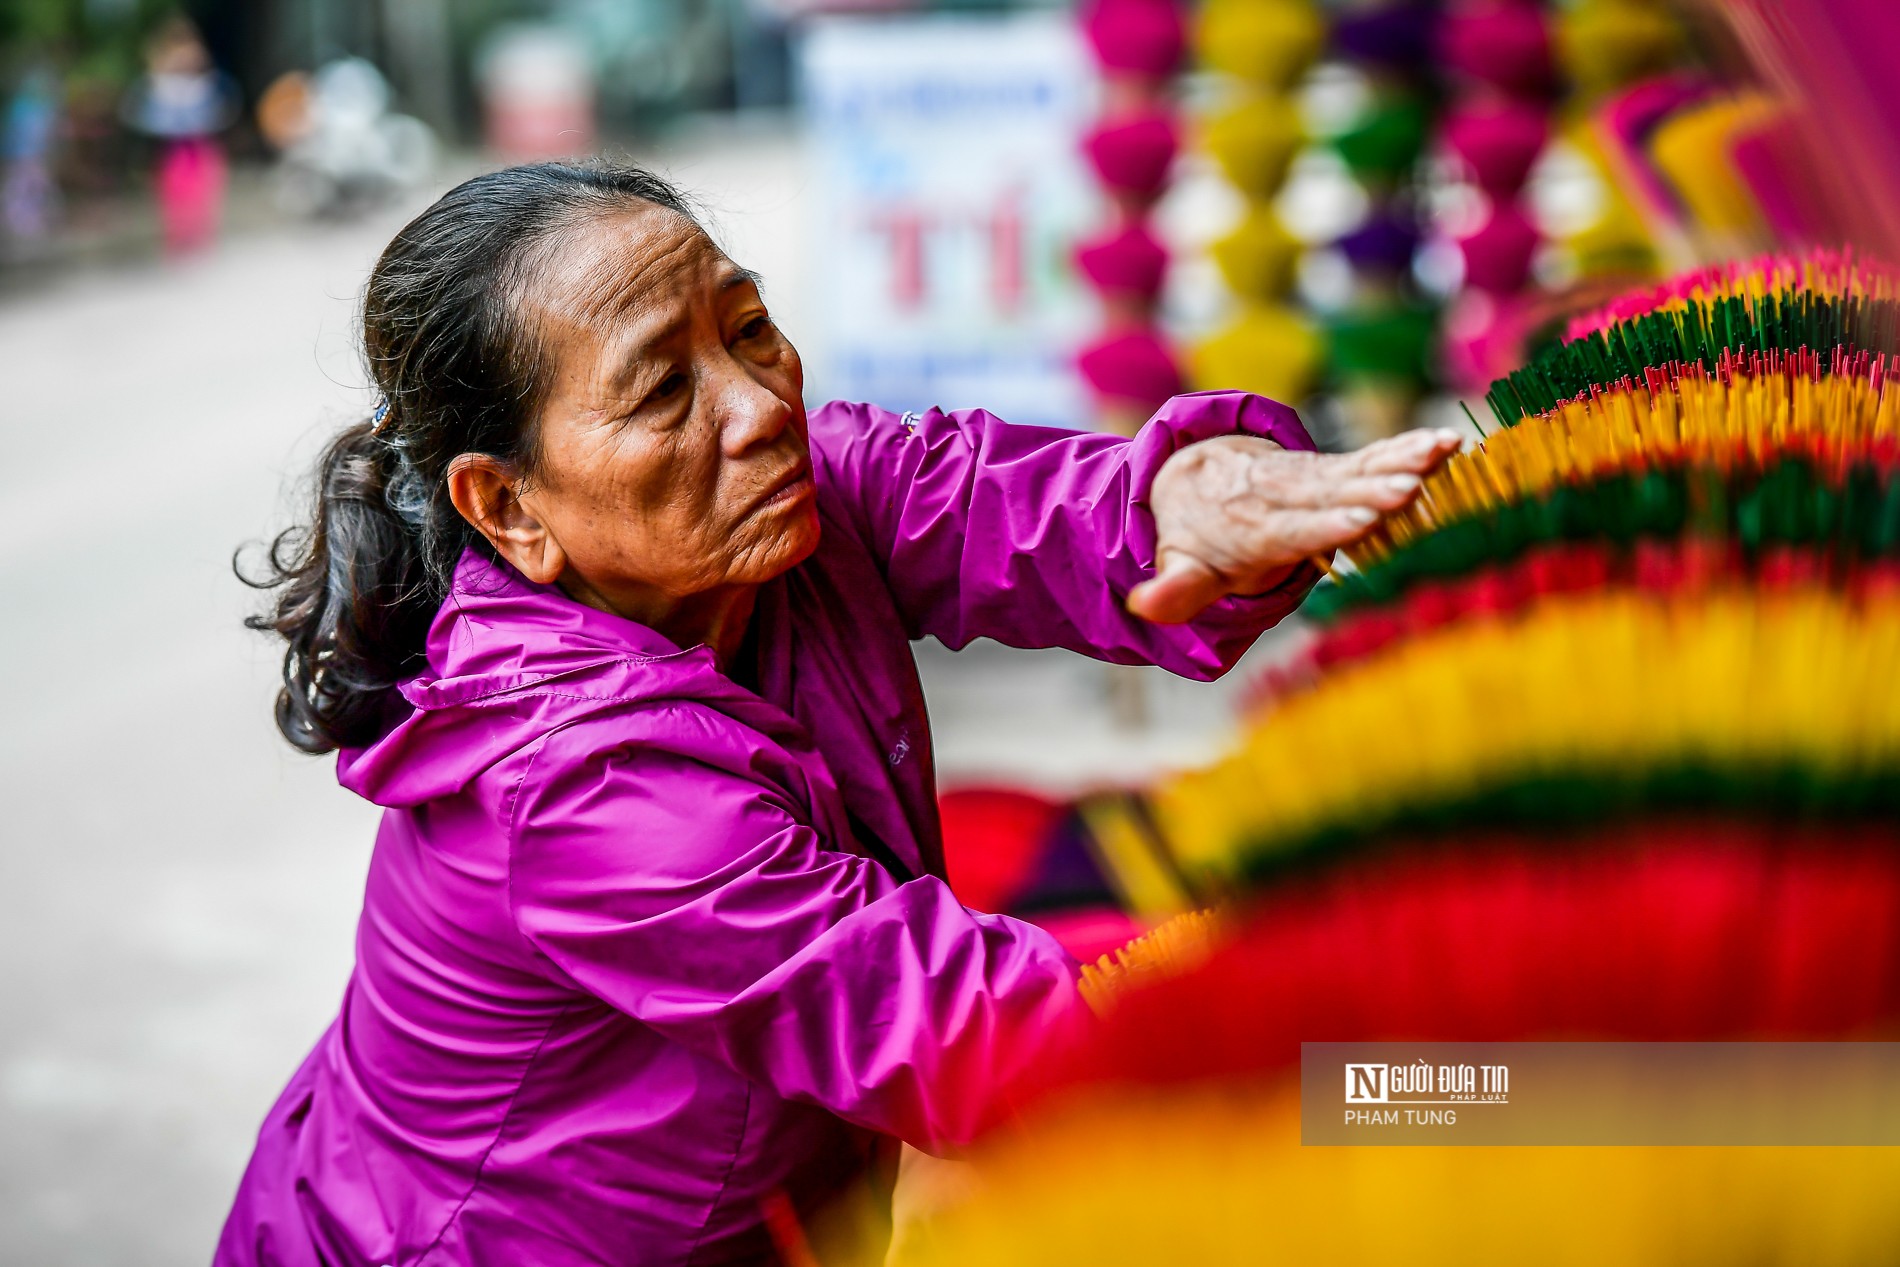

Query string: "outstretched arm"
[[809, 391, 1457, 680]]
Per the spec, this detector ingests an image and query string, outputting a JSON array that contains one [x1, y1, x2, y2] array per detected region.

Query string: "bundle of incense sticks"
[[881, 256, 1900, 1267], [1172, 300, 1900, 875], [912, 1063, 1900, 1267], [1160, 582, 1900, 881], [1297, 537, 1899, 676], [1076, 908, 1223, 1014], [1486, 248, 1900, 427], [1147, 252, 1900, 937], [924, 821, 1900, 1264], [1317, 352, 1900, 616], [1562, 247, 1900, 341], [1487, 288, 1900, 425]]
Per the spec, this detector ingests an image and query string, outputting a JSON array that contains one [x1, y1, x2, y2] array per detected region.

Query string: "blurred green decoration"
[[0, 0, 178, 215], [1323, 302, 1438, 384], [1290, 0, 1447, 445], [1329, 89, 1430, 188], [0, 0, 169, 86], [552, 0, 730, 124]]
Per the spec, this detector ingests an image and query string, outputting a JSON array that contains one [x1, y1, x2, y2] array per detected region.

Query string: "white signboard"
[[797, 14, 1097, 428]]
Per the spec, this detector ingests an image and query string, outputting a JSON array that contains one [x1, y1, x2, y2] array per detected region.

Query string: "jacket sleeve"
[[808, 389, 1321, 681], [506, 706, 1085, 1151]]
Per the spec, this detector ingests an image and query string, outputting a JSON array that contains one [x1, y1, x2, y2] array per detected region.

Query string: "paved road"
[[0, 131, 1283, 1265], [1, 208, 398, 1264]]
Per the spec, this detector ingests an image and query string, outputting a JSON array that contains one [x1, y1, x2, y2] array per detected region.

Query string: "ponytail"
[[242, 420, 436, 752], [240, 161, 699, 753]]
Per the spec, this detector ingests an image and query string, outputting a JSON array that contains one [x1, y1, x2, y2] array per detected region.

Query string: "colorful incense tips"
[[1152, 254, 1900, 880]]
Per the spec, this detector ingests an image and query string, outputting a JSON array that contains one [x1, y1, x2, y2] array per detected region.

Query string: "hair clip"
[[370, 398, 392, 433]]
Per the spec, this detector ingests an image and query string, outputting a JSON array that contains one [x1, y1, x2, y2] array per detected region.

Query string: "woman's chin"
[[738, 504, 821, 583], [778, 504, 823, 568]]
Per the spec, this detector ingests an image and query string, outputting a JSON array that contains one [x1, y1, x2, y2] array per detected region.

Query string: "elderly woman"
[[219, 163, 1455, 1266]]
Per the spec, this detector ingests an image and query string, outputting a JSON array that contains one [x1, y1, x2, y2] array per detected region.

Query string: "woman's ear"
[[446, 453, 567, 584]]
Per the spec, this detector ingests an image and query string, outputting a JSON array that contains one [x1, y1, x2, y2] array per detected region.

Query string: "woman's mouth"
[[758, 462, 815, 511]]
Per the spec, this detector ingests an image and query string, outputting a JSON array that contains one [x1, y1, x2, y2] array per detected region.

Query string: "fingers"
[[1259, 505, 1384, 558], [1128, 550, 1230, 625], [1236, 431, 1458, 512], [1140, 505, 1382, 618], [1340, 428, 1464, 476], [1133, 428, 1465, 623], [1267, 471, 1424, 512]]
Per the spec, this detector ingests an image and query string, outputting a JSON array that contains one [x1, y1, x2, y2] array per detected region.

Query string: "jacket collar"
[[338, 550, 808, 807]]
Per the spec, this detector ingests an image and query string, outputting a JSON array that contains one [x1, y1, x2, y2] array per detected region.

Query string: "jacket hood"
[[336, 550, 768, 808]]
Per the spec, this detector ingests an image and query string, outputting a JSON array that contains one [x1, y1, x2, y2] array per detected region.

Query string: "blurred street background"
[[0, 0, 1830, 1260]]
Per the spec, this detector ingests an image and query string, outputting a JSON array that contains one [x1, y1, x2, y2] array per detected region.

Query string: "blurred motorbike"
[[258, 59, 437, 219]]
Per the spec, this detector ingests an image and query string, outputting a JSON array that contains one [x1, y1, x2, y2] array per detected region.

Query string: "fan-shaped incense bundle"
[[1161, 582, 1900, 881], [883, 254, 1900, 1267], [1313, 350, 1900, 619], [1562, 247, 1900, 341]]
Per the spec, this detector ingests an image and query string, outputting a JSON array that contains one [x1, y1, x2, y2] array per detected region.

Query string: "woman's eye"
[[737, 315, 771, 341], [650, 372, 686, 402]]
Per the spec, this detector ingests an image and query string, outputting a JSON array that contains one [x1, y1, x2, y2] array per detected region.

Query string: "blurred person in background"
[[121, 14, 235, 254], [1, 63, 59, 247], [219, 160, 1458, 1266]]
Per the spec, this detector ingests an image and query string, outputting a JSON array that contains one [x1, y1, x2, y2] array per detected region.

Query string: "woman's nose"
[[715, 363, 795, 456]]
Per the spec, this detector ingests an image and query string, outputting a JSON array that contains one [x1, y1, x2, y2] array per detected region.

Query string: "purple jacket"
[[216, 392, 1315, 1266]]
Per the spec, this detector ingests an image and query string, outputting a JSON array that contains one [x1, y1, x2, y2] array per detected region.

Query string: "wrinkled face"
[[518, 204, 817, 603]]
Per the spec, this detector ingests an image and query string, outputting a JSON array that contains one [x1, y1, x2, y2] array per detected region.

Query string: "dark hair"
[[240, 162, 698, 754]]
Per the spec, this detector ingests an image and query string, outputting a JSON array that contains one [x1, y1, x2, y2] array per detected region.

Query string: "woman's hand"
[[1128, 428, 1464, 624]]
